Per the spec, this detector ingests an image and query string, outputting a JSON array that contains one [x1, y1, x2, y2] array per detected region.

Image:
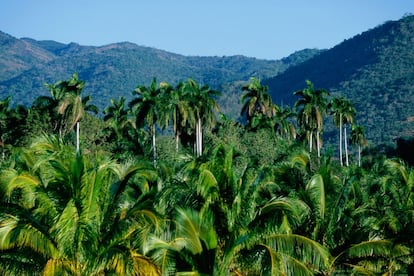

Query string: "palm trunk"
[[174, 118, 180, 152], [316, 130, 321, 158], [309, 130, 313, 153], [344, 125, 349, 167], [198, 118, 203, 156], [152, 124, 156, 166], [358, 145, 361, 167], [195, 118, 202, 157], [339, 114, 343, 166], [76, 121, 80, 154], [175, 132, 179, 152]]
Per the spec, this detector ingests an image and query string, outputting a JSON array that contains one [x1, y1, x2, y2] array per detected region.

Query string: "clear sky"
[[1, 0, 413, 60]]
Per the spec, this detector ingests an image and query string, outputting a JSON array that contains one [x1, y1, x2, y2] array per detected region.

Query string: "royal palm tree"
[[157, 81, 190, 152], [274, 105, 297, 140], [0, 134, 161, 275], [294, 80, 329, 158], [182, 79, 220, 157], [240, 77, 277, 129], [129, 78, 162, 165], [47, 73, 98, 153], [350, 124, 367, 167], [34, 79, 69, 136], [330, 96, 356, 166]]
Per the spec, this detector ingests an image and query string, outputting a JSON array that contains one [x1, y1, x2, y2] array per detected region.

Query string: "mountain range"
[[0, 30, 320, 115], [1, 14, 414, 147]]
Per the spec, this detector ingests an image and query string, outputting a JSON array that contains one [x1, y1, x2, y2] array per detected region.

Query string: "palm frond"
[[265, 233, 331, 273], [0, 215, 57, 259], [175, 208, 203, 255], [306, 173, 326, 220]]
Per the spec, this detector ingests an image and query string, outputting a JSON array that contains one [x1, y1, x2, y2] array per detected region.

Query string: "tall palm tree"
[[294, 80, 329, 158], [182, 79, 220, 157], [240, 77, 277, 129], [129, 78, 162, 165], [48, 73, 98, 153], [350, 124, 367, 167], [0, 134, 161, 275], [158, 81, 189, 152], [34, 79, 70, 136], [274, 105, 297, 140], [330, 96, 356, 166]]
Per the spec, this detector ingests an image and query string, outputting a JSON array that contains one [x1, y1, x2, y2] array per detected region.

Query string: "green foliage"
[[265, 15, 414, 148], [1, 19, 414, 273]]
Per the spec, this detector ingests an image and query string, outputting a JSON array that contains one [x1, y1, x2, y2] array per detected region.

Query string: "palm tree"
[[240, 77, 276, 129], [330, 96, 356, 166], [152, 144, 331, 275], [158, 81, 189, 152], [129, 78, 162, 165], [274, 105, 297, 140], [294, 80, 329, 158], [0, 134, 161, 275], [34, 79, 70, 136], [350, 124, 367, 167], [47, 73, 98, 153], [104, 96, 130, 139], [182, 79, 220, 157], [104, 96, 140, 158], [344, 159, 414, 274]]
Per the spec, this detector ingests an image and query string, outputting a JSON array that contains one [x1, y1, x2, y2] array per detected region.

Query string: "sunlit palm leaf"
[[306, 173, 326, 220]]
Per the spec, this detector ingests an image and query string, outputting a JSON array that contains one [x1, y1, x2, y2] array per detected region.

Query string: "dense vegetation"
[[2, 15, 414, 150], [0, 73, 412, 275], [264, 15, 414, 147]]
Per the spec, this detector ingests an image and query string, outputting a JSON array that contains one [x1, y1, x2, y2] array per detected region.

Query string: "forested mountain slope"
[[1, 15, 413, 147], [0, 32, 320, 112], [264, 15, 414, 146]]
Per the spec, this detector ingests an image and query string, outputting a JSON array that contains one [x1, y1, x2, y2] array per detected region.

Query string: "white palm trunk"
[[309, 130, 313, 153], [339, 114, 343, 166], [195, 118, 202, 157], [316, 130, 321, 158], [152, 124, 156, 166], [175, 132, 179, 152], [199, 118, 203, 156], [344, 125, 349, 167], [76, 121, 80, 154]]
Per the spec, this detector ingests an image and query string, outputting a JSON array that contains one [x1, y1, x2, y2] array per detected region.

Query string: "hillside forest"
[[2, 16, 414, 150], [0, 72, 413, 275]]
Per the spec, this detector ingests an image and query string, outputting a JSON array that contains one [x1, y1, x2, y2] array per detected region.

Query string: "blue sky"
[[1, 0, 413, 59]]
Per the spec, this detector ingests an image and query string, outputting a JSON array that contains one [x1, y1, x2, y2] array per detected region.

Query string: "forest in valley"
[[0, 73, 413, 275]]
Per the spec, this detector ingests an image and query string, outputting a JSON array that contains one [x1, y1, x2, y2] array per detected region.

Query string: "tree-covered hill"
[[264, 15, 414, 147], [0, 32, 320, 112], [0, 31, 56, 82], [2, 14, 414, 148]]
